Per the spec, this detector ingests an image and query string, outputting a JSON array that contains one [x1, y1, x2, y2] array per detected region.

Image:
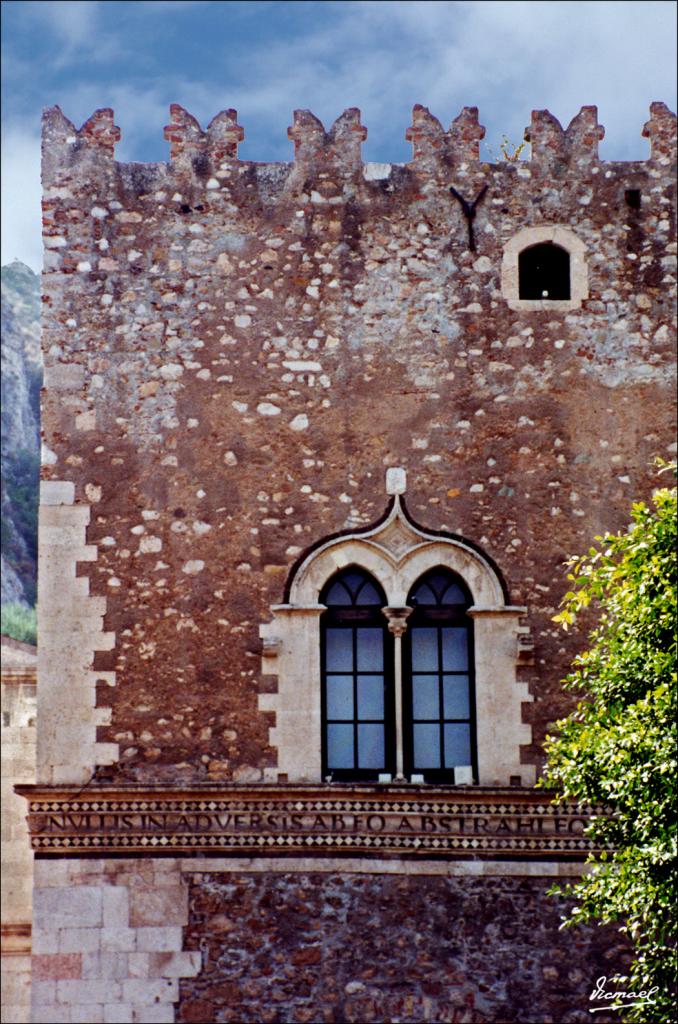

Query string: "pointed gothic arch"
[[259, 494, 535, 787]]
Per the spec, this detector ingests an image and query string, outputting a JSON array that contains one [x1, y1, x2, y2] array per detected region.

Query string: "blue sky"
[[2, 0, 676, 270]]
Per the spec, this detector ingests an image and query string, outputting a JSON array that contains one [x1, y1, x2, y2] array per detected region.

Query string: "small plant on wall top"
[[499, 133, 528, 161], [486, 132, 529, 162]]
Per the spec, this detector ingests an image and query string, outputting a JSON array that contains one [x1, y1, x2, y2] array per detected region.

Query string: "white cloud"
[[162, 0, 675, 162], [1, 127, 42, 271], [39, 0, 99, 48], [16, 1, 122, 71]]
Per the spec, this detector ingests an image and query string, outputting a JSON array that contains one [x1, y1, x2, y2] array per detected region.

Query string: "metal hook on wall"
[[449, 184, 488, 252]]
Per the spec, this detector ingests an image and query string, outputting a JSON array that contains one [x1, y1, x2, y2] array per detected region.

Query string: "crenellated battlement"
[[288, 107, 368, 171], [525, 106, 606, 167], [163, 104, 245, 165], [41, 101, 676, 185], [405, 104, 487, 166]]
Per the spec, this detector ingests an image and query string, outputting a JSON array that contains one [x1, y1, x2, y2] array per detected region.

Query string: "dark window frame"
[[518, 241, 571, 300], [402, 569, 478, 784], [320, 567, 395, 781]]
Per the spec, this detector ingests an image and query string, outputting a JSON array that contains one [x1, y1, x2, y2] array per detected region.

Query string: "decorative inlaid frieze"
[[18, 784, 605, 859]]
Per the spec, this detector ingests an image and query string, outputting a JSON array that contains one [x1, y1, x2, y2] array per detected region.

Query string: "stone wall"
[[1, 636, 37, 1023], [28, 856, 630, 1024], [31, 858, 200, 1024], [179, 870, 632, 1024], [37, 101, 676, 789]]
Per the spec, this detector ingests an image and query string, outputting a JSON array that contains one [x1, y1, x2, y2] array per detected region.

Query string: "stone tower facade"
[[20, 100, 675, 1023]]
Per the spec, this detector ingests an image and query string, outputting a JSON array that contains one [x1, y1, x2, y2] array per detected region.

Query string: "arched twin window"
[[320, 566, 476, 783], [259, 490, 535, 787]]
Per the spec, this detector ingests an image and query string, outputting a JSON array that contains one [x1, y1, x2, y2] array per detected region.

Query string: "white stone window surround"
[[501, 225, 589, 311], [259, 496, 535, 787]]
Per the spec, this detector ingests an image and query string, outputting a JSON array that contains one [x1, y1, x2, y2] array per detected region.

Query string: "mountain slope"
[[1, 261, 41, 607]]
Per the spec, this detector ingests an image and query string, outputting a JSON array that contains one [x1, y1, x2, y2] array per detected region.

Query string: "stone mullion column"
[[382, 607, 413, 781]]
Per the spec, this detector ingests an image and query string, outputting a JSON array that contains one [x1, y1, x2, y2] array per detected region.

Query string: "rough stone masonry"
[[27, 100, 676, 1024], [38, 100, 676, 788]]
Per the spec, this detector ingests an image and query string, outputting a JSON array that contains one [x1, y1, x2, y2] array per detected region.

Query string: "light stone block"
[[135, 927, 183, 952], [32, 931, 60, 955], [31, 1005, 69, 1024], [102, 887, 129, 927], [81, 953, 128, 980], [126, 953, 150, 979], [34, 887, 103, 930], [59, 928, 101, 953], [121, 979, 178, 1004], [148, 950, 202, 978], [50, 764, 96, 786], [128, 885, 187, 928], [57, 980, 121, 1005], [40, 480, 75, 505], [103, 1005, 134, 1024], [385, 466, 407, 494], [100, 928, 137, 953], [70, 1005, 104, 1024], [31, 980, 56, 1004], [131, 1005, 175, 1024]]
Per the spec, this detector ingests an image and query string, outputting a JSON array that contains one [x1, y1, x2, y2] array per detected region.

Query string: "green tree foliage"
[[1, 602, 37, 645], [542, 467, 677, 1022]]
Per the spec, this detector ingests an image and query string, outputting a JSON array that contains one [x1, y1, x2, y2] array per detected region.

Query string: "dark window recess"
[[320, 567, 395, 781], [625, 189, 641, 210], [403, 568, 477, 784], [518, 242, 570, 300]]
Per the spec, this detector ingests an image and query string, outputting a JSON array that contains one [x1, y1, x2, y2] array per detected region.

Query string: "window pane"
[[519, 242, 570, 300], [355, 580, 382, 605], [326, 675, 354, 720], [442, 628, 468, 671], [411, 582, 437, 605], [356, 628, 383, 671], [443, 675, 470, 719], [357, 675, 384, 720], [412, 674, 439, 719], [325, 628, 353, 671], [342, 571, 369, 599], [443, 724, 471, 767], [327, 724, 354, 769], [413, 723, 440, 769], [325, 581, 352, 606], [441, 581, 467, 605], [358, 724, 385, 768], [411, 628, 438, 671]]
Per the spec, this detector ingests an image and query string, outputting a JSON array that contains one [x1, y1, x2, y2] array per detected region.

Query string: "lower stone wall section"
[[31, 859, 200, 1023], [30, 858, 632, 1024], [178, 871, 631, 1024]]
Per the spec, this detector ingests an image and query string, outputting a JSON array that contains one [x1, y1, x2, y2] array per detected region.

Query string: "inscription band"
[[17, 784, 605, 859]]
